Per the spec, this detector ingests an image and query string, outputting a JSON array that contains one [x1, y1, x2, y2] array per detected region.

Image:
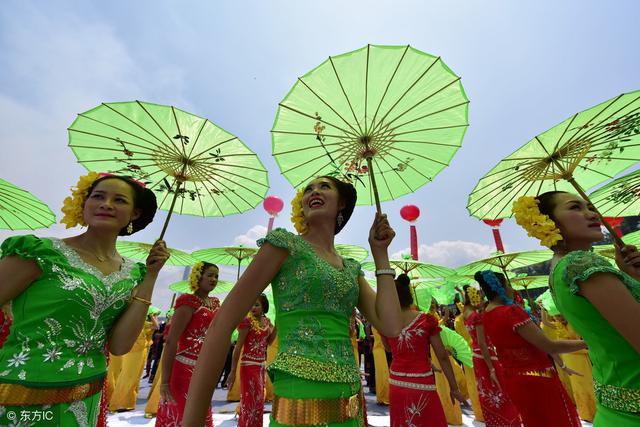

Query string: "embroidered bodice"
[[482, 305, 553, 374], [175, 294, 220, 360], [552, 250, 640, 414], [0, 235, 145, 387], [387, 312, 440, 378], [238, 316, 271, 363], [257, 228, 362, 384]]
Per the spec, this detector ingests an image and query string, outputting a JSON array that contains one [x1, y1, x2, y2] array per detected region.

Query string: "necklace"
[[196, 294, 212, 309], [78, 242, 117, 263]]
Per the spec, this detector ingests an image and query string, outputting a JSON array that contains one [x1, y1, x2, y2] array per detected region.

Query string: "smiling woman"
[[514, 192, 640, 425], [183, 175, 402, 427], [0, 172, 169, 427]]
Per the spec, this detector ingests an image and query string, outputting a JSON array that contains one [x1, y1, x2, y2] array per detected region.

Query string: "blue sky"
[[1, 1, 638, 310]]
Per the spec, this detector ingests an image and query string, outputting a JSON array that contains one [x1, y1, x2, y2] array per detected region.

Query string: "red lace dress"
[[386, 312, 447, 427], [482, 305, 580, 427], [156, 294, 220, 427], [465, 311, 521, 426], [237, 315, 272, 427]]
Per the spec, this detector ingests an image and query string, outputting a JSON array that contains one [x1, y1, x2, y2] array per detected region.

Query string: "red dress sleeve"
[[506, 305, 532, 332], [175, 294, 201, 310], [238, 316, 251, 330], [423, 313, 442, 336]]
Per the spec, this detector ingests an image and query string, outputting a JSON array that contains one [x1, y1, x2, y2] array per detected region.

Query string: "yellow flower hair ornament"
[[467, 287, 483, 307], [512, 196, 563, 248], [188, 261, 205, 292], [60, 171, 101, 229], [290, 189, 308, 235]]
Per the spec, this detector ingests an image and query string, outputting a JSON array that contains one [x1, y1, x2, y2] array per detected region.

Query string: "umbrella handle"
[[365, 157, 382, 215], [158, 180, 184, 240], [566, 177, 625, 247]]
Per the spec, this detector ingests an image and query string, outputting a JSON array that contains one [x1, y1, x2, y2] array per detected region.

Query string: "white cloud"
[[392, 240, 495, 269], [234, 224, 267, 247]]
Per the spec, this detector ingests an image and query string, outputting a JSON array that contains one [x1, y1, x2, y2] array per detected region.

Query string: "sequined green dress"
[[257, 228, 365, 426], [552, 251, 640, 425], [0, 235, 145, 426]]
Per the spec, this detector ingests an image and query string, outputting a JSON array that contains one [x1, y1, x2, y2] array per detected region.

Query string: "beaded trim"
[[389, 369, 433, 378], [175, 354, 197, 367], [512, 317, 532, 331], [51, 238, 136, 288], [594, 380, 640, 413], [240, 360, 266, 367], [518, 368, 554, 378], [268, 353, 360, 384], [389, 378, 436, 391]]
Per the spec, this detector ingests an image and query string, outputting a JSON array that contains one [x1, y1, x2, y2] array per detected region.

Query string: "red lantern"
[[400, 205, 421, 260], [482, 219, 505, 253], [263, 196, 284, 232], [603, 217, 624, 237]]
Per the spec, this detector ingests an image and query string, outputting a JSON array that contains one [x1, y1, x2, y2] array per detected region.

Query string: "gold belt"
[[519, 368, 554, 378], [0, 379, 103, 405], [272, 393, 361, 425]]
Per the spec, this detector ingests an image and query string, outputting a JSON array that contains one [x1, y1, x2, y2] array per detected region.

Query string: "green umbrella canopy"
[[440, 326, 473, 368], [272, 44, 469, 212], [589, 168, 640, 217], [68, 100, 269, 238], [361, 258, 453, 279], [116, 240, 197, 266], [168, 279, 236, 294], [148, 305, 161, 315], [467, 91, 640, 236], [191, 246, 258, 280], [455, 250, 552, 277], [0, 178, 56, 230], [335, 244, 369, 263], [536, 289, 560, 316], [510, 275, 550, 291]]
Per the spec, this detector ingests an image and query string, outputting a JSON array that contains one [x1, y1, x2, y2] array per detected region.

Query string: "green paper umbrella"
[[168, 279, 236, 294], [510, 275, 550, 291], [335, 244, 369, 262], [191, 246, 258, 280], [148, 305, 161, 315], [272, 44, 469, 213], [536, 289, 560, 316], [116, 240, 196, 266], [68, 100, 269, 239], [361, 258, 453, 279], [467, 91, 640, 246], [589, 168, 640, 217], [0, 178, 56, 230], [455, 250, 552, 279], [440, 326, 473, 368], [413, 280, 458, 306]]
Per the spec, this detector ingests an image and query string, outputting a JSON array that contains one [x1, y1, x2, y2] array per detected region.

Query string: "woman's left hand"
[[450, 388, 467, 405], [146, 240, 170, 275], [368, 213, 395, 251], [615, 244, 640, 280]]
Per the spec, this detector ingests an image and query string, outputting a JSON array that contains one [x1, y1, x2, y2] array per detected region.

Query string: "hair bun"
[[396, 273, 410, 286]]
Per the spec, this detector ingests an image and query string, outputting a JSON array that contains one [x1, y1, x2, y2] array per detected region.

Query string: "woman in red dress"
[[477, 270, 584, 427], [385, 274, 465, 427], [156, 262, 221, 427], [227, 293, 276, 427], [463, 286, 521, 426]]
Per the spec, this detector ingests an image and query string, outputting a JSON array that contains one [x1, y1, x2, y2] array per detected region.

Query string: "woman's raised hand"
[[368, 213, 395, 251]]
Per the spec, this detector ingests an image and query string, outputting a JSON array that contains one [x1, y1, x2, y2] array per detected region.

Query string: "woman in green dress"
[[513, 192, 640, 425], [184, 176, 402, 426], [0, 172, 169, 426]]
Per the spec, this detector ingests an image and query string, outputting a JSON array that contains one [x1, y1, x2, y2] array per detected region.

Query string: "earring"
[[337, 212, 344, 227], [127, 222, 134, 234]]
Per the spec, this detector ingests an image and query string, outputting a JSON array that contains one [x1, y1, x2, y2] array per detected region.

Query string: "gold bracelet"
[[131, 295, 152, 306]]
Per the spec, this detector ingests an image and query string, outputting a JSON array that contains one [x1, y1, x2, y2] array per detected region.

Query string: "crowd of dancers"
[[0, 172, 638, 426]]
